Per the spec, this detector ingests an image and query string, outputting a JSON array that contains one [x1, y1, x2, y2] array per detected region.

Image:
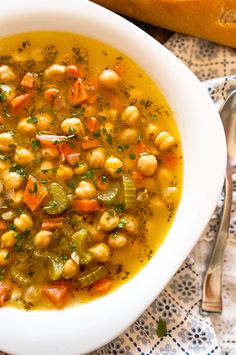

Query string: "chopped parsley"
[[106, 134, 113, 145], [117, 144, 130, 152], [115, 167, 123, 174], [0, 91, 6, 102], [137, 132, 141, 144], [101, 175, 107, 183], [28, 182, 38, 194], [115, 203, 125, 214], [156, 319, 167, 337], [0, 267, 5, 280], [82, 169, 94, 180], [68, 181, 77, 192], [27, 116, 38, 123], [150, 114, 157, 121], [129, 153, 136, 160], [117, 217, 128, 229], [93, 130, 101, 138], [0, 154, 11, 161], [31, 139, 41, 149], [41, 179, 47, 185], [9, 164, 26, 177], [44, 200, 58, 210]]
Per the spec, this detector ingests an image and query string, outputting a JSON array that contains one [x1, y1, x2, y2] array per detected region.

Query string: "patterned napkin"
[[1, 35, 236, 355]]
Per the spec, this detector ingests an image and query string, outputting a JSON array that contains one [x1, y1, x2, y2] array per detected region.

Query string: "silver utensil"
[[202, 89, 236, 313]]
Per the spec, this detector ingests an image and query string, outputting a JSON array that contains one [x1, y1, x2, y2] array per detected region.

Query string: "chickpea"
[[156, 167, 172, 188], [88, 148, 106, 169], [145, 123, 161, 141], [120, 128, 138, 144], [11, 189, 24, 206], [137, 154, 158, 177], [98, 210, 119, 231], [0, 132, 15, 152], [123, 215, 139, 235], [0, 65, 16, 82], [14, 213, 34, 232], [17, 118, 36, 135], [56, 164, 73, 181], [86, 224, 105, 242], [23, 286, 42, 304], [3, 172, 23, 190], [44, 64, 66, 77], [89, 243, 111, 262], [14, 148, 34, 166], [154, 131, 176, 151], [75, 181, 97, 199], [162, 187, 179, 204], [108, 233, 128, 249], [0, 249, 11, 266], [74, 162, 87, 175], [150, 196, 165, 210], [40, 161, 54, 177], [36, 113, 53, 131], [34, 230, 53, 249], [1, 230, 17, 248], [42, 147, 59, 160], [63, 258, 78, 279], [105, 157, 124, 178], [61, 117, 84, 135], [99, 69, 120, 90], [122, 106, 139, 127], [0, 161, 10, 174]]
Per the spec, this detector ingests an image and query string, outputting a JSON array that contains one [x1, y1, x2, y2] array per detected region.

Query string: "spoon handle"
[[201, 161, 232, 313]]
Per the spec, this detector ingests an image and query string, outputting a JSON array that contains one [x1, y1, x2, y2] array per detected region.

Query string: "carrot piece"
[[43, 282, 70, 308], [42, 217, 65, 231], [0, 281, 12, 307], [67, 153, 80, 166], [72, 199, 100, 212], [114, 64, 125, 77], [87, 116, 99, 133], [10, 92, 33, 110], [68, 78, 88, 105], [36, 134, 73, 148], [163, 154, 179, 168], [91, 277, 113, 295], [96, 178, 109, 191], [59, 143, 80, 165], [132, 171, 144, 180], [82, 139, 100, 151], [135, 142, 150, 155], [21, 72, 35, 89], [0, 115, 4, 125], [23, 175, 48, 211], [65, 65, 83, 78], [0, 220, 8, 231], [44, 88, 64, 109]]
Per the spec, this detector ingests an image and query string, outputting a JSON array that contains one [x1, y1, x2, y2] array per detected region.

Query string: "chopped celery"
[[122, 175, 136, 209], [49, 257, 64, 280], [97, 183, 120, 205], [78, 265, 107, 287], [11, 267, 31, 286], [44, 183, 68, 215], [72, 229, 93, 264]]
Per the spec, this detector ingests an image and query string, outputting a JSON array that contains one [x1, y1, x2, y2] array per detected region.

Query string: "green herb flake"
[[82, 169, 94, 180], [41, 179, 47, 185], [112, 229, 119, 239], [28, 181, 38, 194], [69, 181, 77, 192], [115, 203, 125, 214], [27, 116, 38, 123], [129, 153, 136, 160], [115, 167, 123, 174], [106, 134, 113, 145], [31, 139, 41, 149], [0, 91, 6, 102], [44, 200, 58, 210], [9, 164, 26, 177], [93, 130, 101, 138], [108, 209, 115, 217], [156, 319, 167, 337], [137, 132, 141, 144], [150, 114, 157, 121], [8, 223, 16, 231], [101, 175, 107, 183], [0, 267, 5, 280], [117, 217, 128, 229]]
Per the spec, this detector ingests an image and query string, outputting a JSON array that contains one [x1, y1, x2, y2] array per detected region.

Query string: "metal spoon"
[[202, 89, 236, 313]]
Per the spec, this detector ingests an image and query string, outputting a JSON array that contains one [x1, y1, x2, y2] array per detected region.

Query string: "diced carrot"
[[67, 153, 80, 166], [21, 72, 36, 89], [36, 134, 74, 148], [86, 78, 99, 91], [82, 139, 100, 150], [23, 175, 48, 211], [87, 116, 99, 133], [43, 282, 70, 308], [163, 154, 179, 168], [132, 171, 144, 180], [91, 277, 113, 295], [105, 92, 124, 113], [0, 281, 12, 307], [0, 220, 8, 231], [135, 142, 150, 155], [68, 78, 88, 105], [96, 178, 109, 191], [10, 92, 33, 110], [72, 199, 100, 212], [58, 143, 80, 165], [114, 64, 125, 77], [42, 217, 65, 231], [65, 65, 83, 78]]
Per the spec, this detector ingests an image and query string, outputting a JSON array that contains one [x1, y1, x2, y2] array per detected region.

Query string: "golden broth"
[[0, 32, 182, 309]]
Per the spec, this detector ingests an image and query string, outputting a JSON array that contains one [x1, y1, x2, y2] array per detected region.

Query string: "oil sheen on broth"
[[0, 32, 182, 309]]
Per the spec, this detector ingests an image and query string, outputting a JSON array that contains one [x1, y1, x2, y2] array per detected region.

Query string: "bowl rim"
[[0, 1, 226, 355]]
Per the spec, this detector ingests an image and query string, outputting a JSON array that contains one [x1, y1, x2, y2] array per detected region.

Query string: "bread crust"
[[92, 0, 236, 48]]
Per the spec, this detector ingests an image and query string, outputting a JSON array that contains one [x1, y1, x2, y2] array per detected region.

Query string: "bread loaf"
[[92, 0, 236, 48]]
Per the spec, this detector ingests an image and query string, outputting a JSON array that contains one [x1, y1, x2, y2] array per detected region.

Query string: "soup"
[[0, 32, 182, 309]]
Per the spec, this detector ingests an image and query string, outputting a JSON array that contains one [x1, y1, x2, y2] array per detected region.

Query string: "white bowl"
[[0, 1, 226, 354]]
